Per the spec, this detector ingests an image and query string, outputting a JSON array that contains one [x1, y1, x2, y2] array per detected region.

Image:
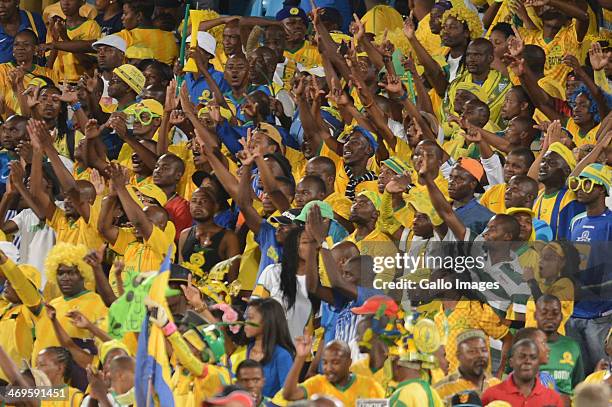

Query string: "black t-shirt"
[[95, 12, 123, 36]]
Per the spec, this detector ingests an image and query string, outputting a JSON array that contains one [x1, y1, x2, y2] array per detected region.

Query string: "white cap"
[[92, 35, 127, 53], [298, 64, 325, 78], [186, 31, 216, 56]]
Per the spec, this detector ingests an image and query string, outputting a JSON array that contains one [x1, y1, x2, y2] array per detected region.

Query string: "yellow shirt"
[[566, 119, 600, 147], [416, 14, 447, 56], [299, 374, 385, 405], [41, 385, 84, 407], [525, 277, 574, 336], [389, 378, 444, 407], [48, 20, 101, 83], [32, 290, 108, 365], [480, 183, 506, 214], [0, 63, 58, 118], [0, 304, 37, 382], [282, 41, 321, 86], [116, 27, 178, 65], [581, 370, 612, 404], [350, 355, 393, 392], [521, 22, 582, 88], [361, 5, 404, 37], [47, 199, 104, 250], [109, 225, 175, 294], [434, 371, 500, 404], [237, 229, 261, 291], [43, 1, 97, 24], [346, 228, 396, 284]]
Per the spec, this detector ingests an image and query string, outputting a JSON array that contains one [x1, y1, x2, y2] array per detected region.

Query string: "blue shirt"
[[0, 10, 47, 64], [299, 0, 354, 33], [246, 344, 293, 398], [455, 198, 495, 235], [533, 218, 553, 242], [216, 121, 300, 155], [185, 69, 230, 106], [289, 108, 343, 147], [570, 209, 612, 318]]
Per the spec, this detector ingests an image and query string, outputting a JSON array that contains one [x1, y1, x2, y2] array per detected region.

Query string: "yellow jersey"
[[116, 27, 178, 65], [300, 374, 385, 405], [0, 63, 58, 118], [47, 199, 105, 250], [350, 355, 394, 392], [480, 183, 506, 214], [389, 378, 444, 407], [32, 290, 108, 365], [48, 20, 101, 83], [566, 119, 600, 147], [361, 5, 404, 37]]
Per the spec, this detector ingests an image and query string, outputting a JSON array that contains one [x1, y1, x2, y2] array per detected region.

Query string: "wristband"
[[321, 241, 330, 250], [162, 321, 177, 336], [397, 92, 409, 102], [70, 102, 82, 111]]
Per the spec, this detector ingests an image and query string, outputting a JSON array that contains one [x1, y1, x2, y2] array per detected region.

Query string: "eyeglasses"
[[568, 176, 603, 193], [133, 107, 160, 126]]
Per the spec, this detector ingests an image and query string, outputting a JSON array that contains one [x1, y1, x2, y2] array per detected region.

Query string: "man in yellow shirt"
[[29, 122, 104, 250], [0, 250, 42, 382], [116, 1, 178, 65], [434, 329, 501, 404], [276, 6, 321, 83], [282, 337, 385, 405], [32, 242, 108, 365], [304, 156, 353, 230]]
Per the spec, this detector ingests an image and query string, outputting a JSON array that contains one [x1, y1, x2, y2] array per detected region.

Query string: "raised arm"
[[26, 145, 57, 221], [46, 303, 94, 369], [28, 119, 91, 221], [108, 113, 159, 172], [0, 250, 42, 313], [571, 128, 612, 176], [282, 336, 312, 401], [403, 15, 449, 96], [110, 164, 154, 241], [98, 195, 120, 245], [420, 155, 466, 240]]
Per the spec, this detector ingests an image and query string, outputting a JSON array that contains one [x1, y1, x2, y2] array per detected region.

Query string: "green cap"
[[295, 200, 335, 223]]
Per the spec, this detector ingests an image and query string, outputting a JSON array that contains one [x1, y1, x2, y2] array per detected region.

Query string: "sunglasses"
[[568, 176, 603, 193]]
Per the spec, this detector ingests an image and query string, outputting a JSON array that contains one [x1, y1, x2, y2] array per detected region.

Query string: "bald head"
[[325, 340, 351, 358]]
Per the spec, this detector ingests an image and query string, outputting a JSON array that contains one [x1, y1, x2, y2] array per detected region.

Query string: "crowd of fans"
[[0, 0, 611, 405]]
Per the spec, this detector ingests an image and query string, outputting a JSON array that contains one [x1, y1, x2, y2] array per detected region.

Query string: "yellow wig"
[[442, 5, 483, 40], [45, 243, 95, 290]]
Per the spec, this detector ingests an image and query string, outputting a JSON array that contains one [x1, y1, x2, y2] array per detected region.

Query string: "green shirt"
[[541, 335, 584, 395]]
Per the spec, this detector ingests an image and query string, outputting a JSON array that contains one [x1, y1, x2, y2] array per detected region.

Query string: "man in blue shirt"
[[450, 157, 494, 235], [567, 163, 612, 374], [184, 31, 230, 105], [0, 0, 46, 63]]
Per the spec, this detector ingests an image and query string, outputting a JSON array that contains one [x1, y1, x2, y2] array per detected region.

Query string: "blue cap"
[[276, 6, 309, 26], [352, 126, 378, 156]]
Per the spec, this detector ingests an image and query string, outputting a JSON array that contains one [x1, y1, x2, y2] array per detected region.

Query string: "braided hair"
[[44, 347, 74, 384]]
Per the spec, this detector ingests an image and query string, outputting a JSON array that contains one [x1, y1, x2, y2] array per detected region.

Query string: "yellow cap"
[[137, 183, 168, 206], [548, 142, 577, 171], [99, 339, 131, 364], [407, 191, 444, 227], [138, 99, 164, 117], [113, 64, 145, 95]]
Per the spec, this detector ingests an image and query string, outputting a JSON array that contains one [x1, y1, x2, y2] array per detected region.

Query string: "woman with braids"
[[523, 241, 581, 335], [251, 227, 313, 340], [229, 298, 295, 398], [36, 346, 84, 406]]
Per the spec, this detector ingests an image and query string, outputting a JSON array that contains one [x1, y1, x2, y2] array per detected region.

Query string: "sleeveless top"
[[181, 226, 226, 273]]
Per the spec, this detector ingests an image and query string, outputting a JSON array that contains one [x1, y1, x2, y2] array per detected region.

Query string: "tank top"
[[181, 226, 226, 274]]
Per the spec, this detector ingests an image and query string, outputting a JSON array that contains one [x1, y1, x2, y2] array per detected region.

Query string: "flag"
[[135, 249, 175, 407]]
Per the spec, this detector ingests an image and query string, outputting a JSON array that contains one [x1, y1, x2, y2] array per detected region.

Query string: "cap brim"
[[350, 305, 374, 315], [269, 216, 293, 225], [206, 392, 253, 406]]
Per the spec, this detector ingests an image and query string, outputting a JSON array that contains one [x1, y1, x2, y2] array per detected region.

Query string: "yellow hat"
[[99, 339, 131, 364], [485, 402, 512, 407], [255, 123, 283, 150], [19, 264, 42, 291], [358, 190, 382, 210], [137, 99, 164, 117], [125, 45, 155, 60], [548, 142, 577, 171], [113, 64, 145, 95], [137, 183, 168, 206]]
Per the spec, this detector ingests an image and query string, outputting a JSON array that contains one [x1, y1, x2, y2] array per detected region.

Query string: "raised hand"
[[89, 169, 106, 195], [8, 161, 25, 187], [295, 335, 313, 358], [562, 54, 581, 72], [59, 85, 78, 104], [179, 82, 196, 116], [305, 204, 327, 246], [350, 13, 366, 42], [84, 118, 104, 140], [236, 128, 259, 166], [180, 274, 206, 312], [292, 75, 306, 99], [144, 297, 170, 328], [15, 140, 33, 164], [108, 162, 127, 187], [378, 73, 404, 97], [169, 110, 186, 126], [545, 119, 563, 147], [26, 119, 53, 150], [23, 85, 41, 110], [107, 113, 128, 139], [80, 70, 100, 95], [86, 366, 108, 401], [165, 79, 179, 113], [8, 66, 26, 91], [589, 42, 610, 71], [403, 12, 416, 40], [386, 171, 412, 194], [67, 310, 92, 329], [45, 302, 57, 321]]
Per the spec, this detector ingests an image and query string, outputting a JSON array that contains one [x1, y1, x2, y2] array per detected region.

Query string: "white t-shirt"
[[10, 208, 57, 285], [254, 263, 312, 340]]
